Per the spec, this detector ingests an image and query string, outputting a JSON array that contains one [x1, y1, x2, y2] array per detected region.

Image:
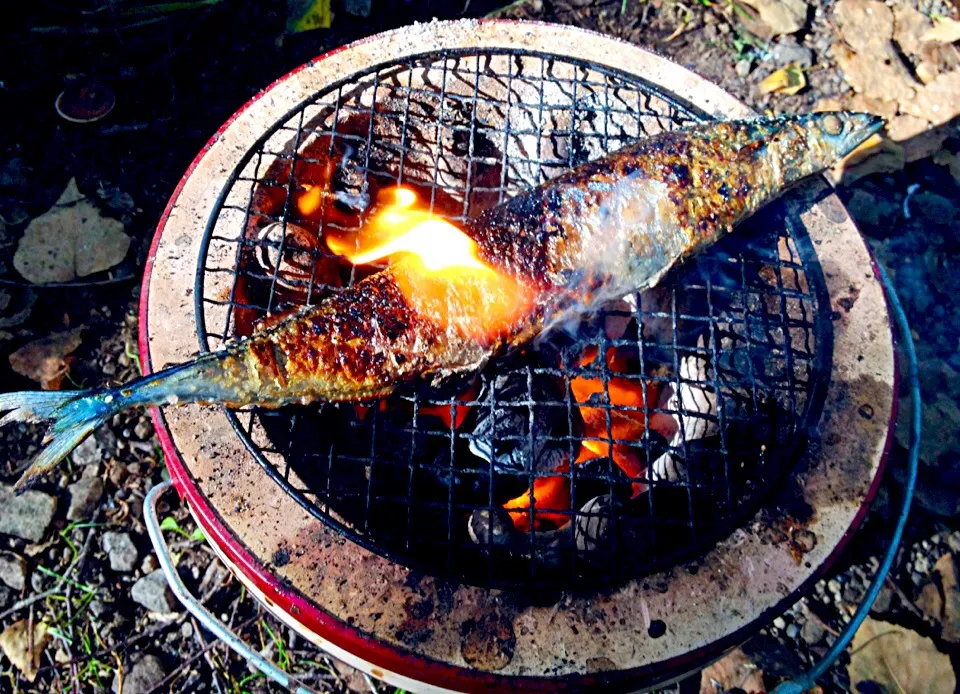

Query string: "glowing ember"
[[503, 465, 572, 532], [571, 346, 660, 498], [297, 184, 323, 217], [328, 187, 533, 341]]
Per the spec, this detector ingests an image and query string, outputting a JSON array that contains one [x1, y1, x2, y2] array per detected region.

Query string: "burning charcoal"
[[649, 337, 718, 483], [468, 367, 568, 476], [575, 494, 613, 553], [467, 508, 516, 547]]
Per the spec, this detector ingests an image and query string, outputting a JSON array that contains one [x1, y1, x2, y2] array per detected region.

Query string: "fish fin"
[[1, 389, 120, 492]]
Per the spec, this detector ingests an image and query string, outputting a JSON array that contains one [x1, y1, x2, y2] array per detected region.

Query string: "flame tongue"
[[328, 187, 533, 341]]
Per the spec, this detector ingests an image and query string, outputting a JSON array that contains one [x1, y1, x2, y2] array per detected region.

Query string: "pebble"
[[770, 39, 814, 67], [785, 623, 800, 640], [911, 571, 925, 587], [0, 484, 57, 542], [112, 654, 166, 694], [827, 579, 841, 595], [180, 622, 194, 640], [801, 618, 826, 644], [773, 616, 787, 630], [914, 554, 931, 575], [735, 59, 753, 78], [71, 428, 118, 467], [67, 467, 104, 521], [133, 419, 153, 440], [947, 531, 960, 554], [843, 582, 865, 605], [102, 531, 138, 573], [140, 554, 159, 574], [130, 569, 179, 614], [0, 551, 27, 591]]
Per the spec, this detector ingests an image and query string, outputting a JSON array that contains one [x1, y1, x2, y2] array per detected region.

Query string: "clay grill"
[[141, 21, 896, 692]]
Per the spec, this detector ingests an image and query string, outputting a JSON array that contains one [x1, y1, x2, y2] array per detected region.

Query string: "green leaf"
[[286, 0, 331, 33], [190, 528, 206, 542], [159, 516, 181, 533]]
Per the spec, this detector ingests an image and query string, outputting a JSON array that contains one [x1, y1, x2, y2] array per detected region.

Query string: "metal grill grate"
[[195, 49, 831, 590]]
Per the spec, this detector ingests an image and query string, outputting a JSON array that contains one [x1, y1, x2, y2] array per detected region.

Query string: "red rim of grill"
[[192, 48, 833, 591]]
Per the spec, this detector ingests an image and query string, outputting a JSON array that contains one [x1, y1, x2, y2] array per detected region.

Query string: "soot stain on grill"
[[460, 612, 517, 671]]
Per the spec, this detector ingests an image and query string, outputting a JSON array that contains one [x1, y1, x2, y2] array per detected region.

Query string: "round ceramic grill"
[[194, 48, 831, 590]]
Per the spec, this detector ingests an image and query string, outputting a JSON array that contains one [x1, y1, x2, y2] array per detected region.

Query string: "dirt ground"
[[1, 1, 959, 692]]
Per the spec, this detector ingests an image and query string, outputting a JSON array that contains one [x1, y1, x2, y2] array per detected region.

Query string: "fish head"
[[760, 112, 885, 183], [798, 111, 886, 163]]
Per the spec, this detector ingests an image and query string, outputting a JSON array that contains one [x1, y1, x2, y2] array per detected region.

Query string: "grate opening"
[[195, 49, 831, 590]]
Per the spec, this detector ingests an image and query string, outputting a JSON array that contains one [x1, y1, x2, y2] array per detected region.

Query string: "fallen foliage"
[[758, 64, 806, 96], [9, 326, 85, 389], [847, 616, 956, 693], [0, 618, 52, 682], [13, 178, 131, 284], [918, 553, 960, 643], [738, 0, 808, 37], [700, 648, 765, 693]]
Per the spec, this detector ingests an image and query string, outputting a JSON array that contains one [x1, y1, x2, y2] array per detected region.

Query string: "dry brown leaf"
[[901, 69, 960, 126], [738, 0, 808, 36], [758, 65, 806, 95], [924, 16, 960, 44], [700, 648, 765, 694], [0, 619, 52, 682], [9, 327, 84, 390], [833, 0, 922, 103], [917, 554, 960, 643], [13, 178, 131, 285], [887, 114, 932, 142], [934, 149, 960, 182], [895, 5, 933, 57], [848, 617, 956, 694], [831, 134, 905, 185]]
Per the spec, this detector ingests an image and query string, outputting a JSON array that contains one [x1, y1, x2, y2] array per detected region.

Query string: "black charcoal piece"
[[468, 366, 569, 475]]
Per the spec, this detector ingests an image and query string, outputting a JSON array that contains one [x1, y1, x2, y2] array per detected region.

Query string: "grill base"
[[141, 20, 895, 690]]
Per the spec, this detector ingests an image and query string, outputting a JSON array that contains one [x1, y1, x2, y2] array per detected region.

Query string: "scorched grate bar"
[[193, 48, 832, 591]]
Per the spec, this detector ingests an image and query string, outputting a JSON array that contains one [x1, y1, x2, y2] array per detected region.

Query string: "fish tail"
[[3, 353, 253, 491], [2, 388, 122, 491]]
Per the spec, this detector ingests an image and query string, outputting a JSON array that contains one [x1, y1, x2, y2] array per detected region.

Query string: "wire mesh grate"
[[195, 49, 832, 590]]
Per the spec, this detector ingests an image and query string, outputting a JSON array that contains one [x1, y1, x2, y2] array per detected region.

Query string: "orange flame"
[[327, 187, 533, 342], [503, 465, 572, 533], [571, 346, 659, 499]]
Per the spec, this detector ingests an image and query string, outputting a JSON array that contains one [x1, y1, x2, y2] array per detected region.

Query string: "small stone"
[[915, 554, 931, 574], [871, 584, 894, 614], [180, 622, 194, 640], [843, 582, 865, 605], [773, 616, 787, 630], [102, 361, 117, 377], [785, 623, 800, 640], [911, 570, 925, 587], [112, 654, 166, 694], [0, 552, 27, 591], [133, 419, 153, 440], [827, 579, 842, 595], [67, 467, 104, 521], [735, 59, 753, 77], [102, 532, 138, 573], [71, 428, 117, 467], [770, 39, 814, 67], [947, 531, 960, 554], [140, 554, 159, 575], [130, 569, 178, 614], [801, 618, 826, 644], [0, 484, 57, 542]]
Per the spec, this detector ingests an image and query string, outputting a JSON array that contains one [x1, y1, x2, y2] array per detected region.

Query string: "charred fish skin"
[[1, 112, 883, 490]]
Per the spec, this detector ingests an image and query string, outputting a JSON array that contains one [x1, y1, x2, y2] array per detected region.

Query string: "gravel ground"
[[1, 1, 959, 692]]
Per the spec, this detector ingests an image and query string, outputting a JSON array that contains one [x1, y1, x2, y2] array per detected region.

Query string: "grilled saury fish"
[[2, 112, 883, 489]]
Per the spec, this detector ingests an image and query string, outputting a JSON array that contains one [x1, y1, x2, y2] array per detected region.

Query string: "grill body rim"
[[139, 19, 896, 691]]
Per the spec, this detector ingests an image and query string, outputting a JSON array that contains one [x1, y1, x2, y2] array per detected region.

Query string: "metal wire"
[[772, 263, 919, 694], [192, 49, 832, 590]]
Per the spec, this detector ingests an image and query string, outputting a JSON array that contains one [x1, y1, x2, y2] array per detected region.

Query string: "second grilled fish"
[[1, 112, 883, 489]]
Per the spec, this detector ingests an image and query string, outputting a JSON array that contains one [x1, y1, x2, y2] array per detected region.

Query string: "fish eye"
[[822, 114, 844, 136]]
